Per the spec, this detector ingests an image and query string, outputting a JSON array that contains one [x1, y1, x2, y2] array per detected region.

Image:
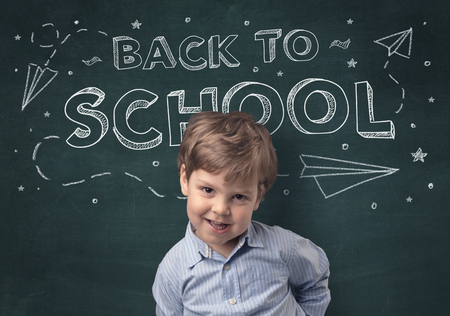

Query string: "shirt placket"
[[222, 259, 243, 312]]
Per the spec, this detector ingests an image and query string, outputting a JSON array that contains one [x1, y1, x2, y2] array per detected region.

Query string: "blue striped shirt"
[[152, 221, 330, 315]]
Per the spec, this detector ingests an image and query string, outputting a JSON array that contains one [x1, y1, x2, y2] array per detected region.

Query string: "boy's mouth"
[[206, 219, 230, 231]]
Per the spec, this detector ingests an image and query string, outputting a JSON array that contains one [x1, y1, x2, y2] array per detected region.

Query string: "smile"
[[206, 219, 230, 232]]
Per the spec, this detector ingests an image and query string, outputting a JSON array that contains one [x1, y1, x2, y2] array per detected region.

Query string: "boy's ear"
[[253, 194, 262, 211], [179, 164, 189, 196]]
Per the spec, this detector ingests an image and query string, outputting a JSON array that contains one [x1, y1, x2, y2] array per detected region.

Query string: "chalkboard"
[[1, 0, 449, 315]]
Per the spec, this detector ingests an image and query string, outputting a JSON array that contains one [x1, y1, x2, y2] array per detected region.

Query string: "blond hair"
[[177, 111, 277, 199]]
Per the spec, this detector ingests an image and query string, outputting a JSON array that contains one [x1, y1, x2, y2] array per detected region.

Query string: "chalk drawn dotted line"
[[32, 136, 166, 198]]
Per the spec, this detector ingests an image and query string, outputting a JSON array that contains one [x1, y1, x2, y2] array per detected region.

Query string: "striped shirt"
[[152, 221, 330, 315]]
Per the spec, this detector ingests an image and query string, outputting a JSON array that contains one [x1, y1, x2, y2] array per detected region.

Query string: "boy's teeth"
[[209, 220, 229, 230]]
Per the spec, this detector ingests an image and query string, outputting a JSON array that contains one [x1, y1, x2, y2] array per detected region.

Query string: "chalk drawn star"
[[131, 20, 142, 29], [406, 196, 413, 202], [347, 18, 354, 25], [18, 185, 25, 191], [15, 34, 21, 40], [411, 148, 427, 162], [277, 70, 283, 76], [44, 111, 50, 117], [347, 58, 357, 68], [428, 96, 435, 103]]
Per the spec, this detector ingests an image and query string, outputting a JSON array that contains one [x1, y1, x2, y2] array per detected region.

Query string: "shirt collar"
[[185, 223, 204, 268], [184, 221, 264, 268], [244, 221, 264, 248]]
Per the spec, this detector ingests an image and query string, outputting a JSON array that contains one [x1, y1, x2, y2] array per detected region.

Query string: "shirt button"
[[229, 298, 236, 305], [223, 264, 231, 271]]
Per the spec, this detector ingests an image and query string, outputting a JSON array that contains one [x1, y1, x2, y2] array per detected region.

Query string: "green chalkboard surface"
[[1, 0, 449, 315]]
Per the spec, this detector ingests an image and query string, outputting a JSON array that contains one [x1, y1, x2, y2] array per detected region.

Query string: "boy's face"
[[180, 165, 261, 258]]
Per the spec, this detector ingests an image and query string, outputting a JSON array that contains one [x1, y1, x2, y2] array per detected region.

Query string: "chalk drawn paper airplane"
[[22, 63, 58, 111], [299, 154, 399, 199], [374, 28, 412, 59]]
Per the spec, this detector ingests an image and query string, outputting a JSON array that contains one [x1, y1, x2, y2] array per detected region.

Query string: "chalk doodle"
[[62, 179, 86, 187], [32, 136, 167, 196], [374, 28, 412, 59], [375, 27, 411, 116], [21, 22, 109, 110], [299, 154, 399, 199], [82, 57, 103, 66], [347, 58, 357, 68], [35, 165, 51, 181], [91, 172, 111, 178], [131, 20, 142, 29], [388, 74, 399, 85], [22, 63, 58, 111], [329, 39, 350, 49], [33, 136, 60, 180], [148, 187, 165, 198], [411, 148, 427, 162], [16, 19, 423, 207], [406, 196, 413, 202], [125, 172, 142, 182]]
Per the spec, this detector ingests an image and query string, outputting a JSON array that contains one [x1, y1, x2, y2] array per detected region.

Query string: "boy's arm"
[[152, 266, 184, 316], [288, 234, 331, 316]]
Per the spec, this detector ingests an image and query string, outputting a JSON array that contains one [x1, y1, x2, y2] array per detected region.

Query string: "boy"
[[152, 111, 330, 315]]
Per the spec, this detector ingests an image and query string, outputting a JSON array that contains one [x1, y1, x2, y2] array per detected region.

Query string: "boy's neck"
[[195, 230, 239, 259]]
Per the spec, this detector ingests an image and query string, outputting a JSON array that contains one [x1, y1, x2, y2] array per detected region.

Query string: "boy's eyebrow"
[[196, 178, 256, 196], [195, 179, 214, 187]]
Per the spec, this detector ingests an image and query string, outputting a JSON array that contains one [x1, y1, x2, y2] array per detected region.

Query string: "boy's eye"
[[202, 187, 213, 194], [234, 194, 246, 200]]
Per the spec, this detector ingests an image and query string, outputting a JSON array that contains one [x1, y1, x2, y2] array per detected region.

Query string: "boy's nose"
[[212, 199, 230, 216]]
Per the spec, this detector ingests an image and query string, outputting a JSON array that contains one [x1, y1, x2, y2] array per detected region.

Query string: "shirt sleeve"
[[152, 265, 184, 316], [287, 233, 331, 316]]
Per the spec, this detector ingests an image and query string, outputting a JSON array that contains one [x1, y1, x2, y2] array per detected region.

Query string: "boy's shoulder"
[[251, 220, 303, 242], [251, 220, 326, 262], [159, 236, 189, 267], [158, 225, 203, 272]]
